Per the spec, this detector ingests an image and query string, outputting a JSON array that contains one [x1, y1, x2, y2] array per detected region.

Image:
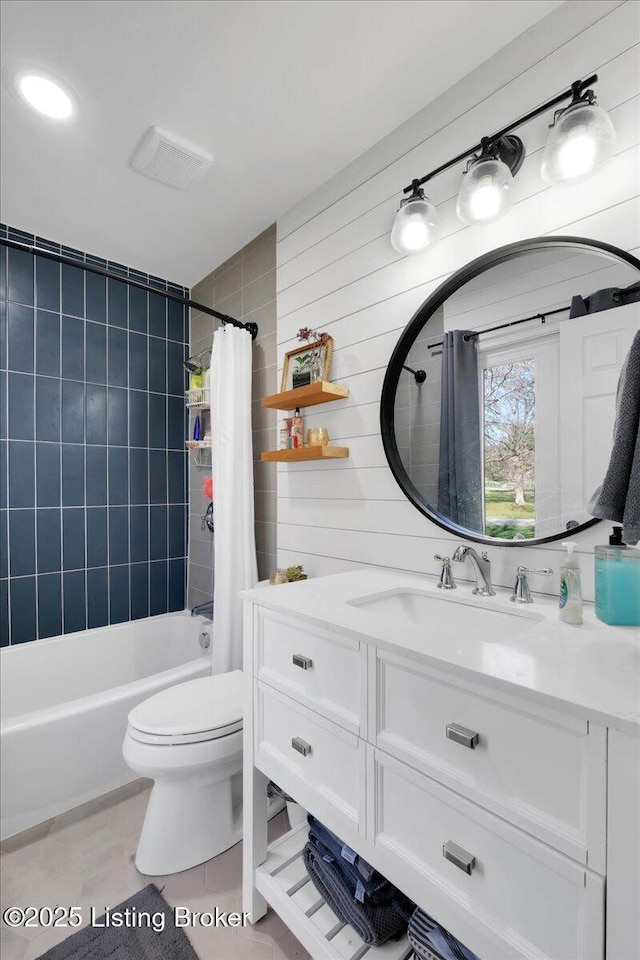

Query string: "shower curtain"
[[437, 330, 483, 531], [210, 324, 258, 674]]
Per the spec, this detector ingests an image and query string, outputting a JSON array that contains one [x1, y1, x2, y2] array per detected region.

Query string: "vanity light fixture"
[[391, 74, 615, 254]]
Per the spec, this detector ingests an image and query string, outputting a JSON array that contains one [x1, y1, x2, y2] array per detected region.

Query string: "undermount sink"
[[347, 587, 544, 642]]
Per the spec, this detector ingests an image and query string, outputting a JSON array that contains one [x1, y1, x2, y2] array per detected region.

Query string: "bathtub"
[[0, 612, 211, 840]]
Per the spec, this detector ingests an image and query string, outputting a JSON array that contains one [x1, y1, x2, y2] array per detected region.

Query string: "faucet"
[[191, 599, 214, 620], [452, 545, 496, 597]]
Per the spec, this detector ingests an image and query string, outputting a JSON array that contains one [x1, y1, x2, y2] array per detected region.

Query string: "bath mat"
[[36, 885, 199, 960]]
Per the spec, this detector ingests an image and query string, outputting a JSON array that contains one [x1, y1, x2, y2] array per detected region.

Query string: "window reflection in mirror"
[[482, 358, 535, 540]]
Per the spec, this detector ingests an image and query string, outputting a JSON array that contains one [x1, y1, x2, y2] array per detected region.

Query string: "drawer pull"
[[292, 737, 312, 757], [292, 654, 313, 670], [446, 723, 479, 749], [443, 841, 475, 875]]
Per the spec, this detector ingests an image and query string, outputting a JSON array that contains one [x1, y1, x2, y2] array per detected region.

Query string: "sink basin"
[[347, 588, 543, 642]]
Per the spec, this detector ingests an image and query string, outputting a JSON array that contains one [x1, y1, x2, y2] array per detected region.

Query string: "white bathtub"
[[0, 612, 211, 840]]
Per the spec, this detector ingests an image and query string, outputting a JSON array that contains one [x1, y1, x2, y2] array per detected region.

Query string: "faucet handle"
[[434, 555, 457, 590], [511, 566, 554, 604]]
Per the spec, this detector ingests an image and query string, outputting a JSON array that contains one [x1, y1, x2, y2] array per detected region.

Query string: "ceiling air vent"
[[130, 126, 214, 190]]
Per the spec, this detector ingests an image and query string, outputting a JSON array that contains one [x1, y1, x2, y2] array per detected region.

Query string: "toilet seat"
[[127, 671, 243, 746]]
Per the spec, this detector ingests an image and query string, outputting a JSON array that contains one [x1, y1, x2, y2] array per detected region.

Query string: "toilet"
[[122, 671, 244, 876]]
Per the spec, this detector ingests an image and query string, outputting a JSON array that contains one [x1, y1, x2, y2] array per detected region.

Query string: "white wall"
[[275, 0, 640, 601]]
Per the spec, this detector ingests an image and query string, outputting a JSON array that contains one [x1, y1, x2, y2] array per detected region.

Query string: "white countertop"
[[243, 569, 640, 734]]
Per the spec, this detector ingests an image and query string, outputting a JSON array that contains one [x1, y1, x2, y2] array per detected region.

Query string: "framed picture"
[[281, 337, 333, 392]]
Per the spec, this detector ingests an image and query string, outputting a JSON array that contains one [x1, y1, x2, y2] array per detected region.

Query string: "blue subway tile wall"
[[0, 226, 189, 645]]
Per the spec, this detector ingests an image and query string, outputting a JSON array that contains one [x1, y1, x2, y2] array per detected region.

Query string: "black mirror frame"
[[380, 236, 640, 547]]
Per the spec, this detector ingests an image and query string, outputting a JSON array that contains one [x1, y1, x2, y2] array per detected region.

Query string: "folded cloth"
[[307, 816, 394, 904], [408, 908, 480, 960], [588, 329, 640, 544], [303, 842, 410, 946]]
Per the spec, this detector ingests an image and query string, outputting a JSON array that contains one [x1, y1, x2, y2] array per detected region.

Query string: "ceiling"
[[0, 0, 562, 286]]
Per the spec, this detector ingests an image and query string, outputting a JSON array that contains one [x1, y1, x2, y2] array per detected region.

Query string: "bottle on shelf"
[[291, 408, 304, 448]]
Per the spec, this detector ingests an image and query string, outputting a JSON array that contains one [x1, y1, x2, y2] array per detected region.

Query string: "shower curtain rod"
[[426, 304, 570, 350], [0, 237, 258, 340]]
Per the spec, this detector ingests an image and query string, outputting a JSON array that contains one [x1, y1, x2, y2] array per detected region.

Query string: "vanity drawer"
[[371, 648, 606, 866], [255, 607, 365, 733], [371, 748, 604, 960], [254, 681, 364, 837]]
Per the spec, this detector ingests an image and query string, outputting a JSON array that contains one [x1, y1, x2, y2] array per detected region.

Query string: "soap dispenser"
[[559, 542, 583, 625], [595, 526, 640, 626]]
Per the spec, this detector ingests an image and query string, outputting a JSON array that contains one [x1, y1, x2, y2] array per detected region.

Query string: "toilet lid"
[[128, 671, 243, 738]]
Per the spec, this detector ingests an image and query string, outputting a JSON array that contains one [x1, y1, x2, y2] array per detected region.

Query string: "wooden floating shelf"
[[261, 381, 349, 411], [261, 446, 349, 462]]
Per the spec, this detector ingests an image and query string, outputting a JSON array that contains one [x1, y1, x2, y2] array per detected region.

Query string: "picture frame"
[[280, 336, 333, 392]]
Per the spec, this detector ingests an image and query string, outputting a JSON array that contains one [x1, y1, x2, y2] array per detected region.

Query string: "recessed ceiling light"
[[3, 64, 77, 120], [19, 74, 73, 119]]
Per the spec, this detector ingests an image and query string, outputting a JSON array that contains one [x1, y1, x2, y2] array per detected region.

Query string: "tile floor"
[[0, 781, 311, 960]]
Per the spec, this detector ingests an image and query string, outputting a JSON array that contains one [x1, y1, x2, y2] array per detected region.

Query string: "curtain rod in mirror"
[[0, 237, 259, 340], [426, 304, 570, 350]]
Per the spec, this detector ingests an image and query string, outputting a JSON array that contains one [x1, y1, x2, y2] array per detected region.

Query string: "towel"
[[307, 816, 394, 904], [588, 329, 640, 544], [302, 842, 410, 946], [408, 908, 480, 960]]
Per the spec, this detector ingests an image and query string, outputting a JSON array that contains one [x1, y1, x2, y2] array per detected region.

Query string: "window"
[[482, 358, 536, 539]]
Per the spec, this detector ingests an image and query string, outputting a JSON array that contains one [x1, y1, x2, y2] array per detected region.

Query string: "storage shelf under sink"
[[255, 825, 413, 960]]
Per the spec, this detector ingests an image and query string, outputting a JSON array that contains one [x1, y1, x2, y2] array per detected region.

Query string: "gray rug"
[[37, 885, 199, 960]]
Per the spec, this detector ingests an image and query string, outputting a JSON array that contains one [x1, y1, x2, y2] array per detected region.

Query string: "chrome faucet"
[[191, 599, 214, 620], [452, 545, 495, 597]]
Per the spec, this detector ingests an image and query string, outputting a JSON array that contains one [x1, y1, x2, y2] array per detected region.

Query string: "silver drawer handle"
[[292, 654, 313, 670], [446, 723, 479, 749], [291, 737, 311, 757], [443, 840, 475, 875]]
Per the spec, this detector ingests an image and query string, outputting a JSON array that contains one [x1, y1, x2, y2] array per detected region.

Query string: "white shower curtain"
[[210, 324, 258, 674]]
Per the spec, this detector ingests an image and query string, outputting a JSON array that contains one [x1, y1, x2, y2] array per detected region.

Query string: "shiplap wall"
[[275, 0, 640, 601]]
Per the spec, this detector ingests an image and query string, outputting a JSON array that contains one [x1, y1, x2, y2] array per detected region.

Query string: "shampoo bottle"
[[595, 526, 640, 626], [559, 542, 583, 624]]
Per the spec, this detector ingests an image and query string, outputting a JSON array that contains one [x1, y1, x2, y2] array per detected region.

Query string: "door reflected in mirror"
[[385, 239, 640, 546]]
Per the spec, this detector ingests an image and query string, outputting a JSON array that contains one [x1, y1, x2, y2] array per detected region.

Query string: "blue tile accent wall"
[[0, 224, 189, 646]]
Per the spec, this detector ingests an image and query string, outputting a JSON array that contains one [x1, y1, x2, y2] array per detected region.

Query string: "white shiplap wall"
[[275, 0, 640, 601]]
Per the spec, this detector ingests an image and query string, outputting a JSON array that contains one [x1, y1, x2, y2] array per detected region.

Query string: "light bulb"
[[18, 74, 73, 119], [390, 195, 440, 255], [457, 156, 515, 225], [541, 100, 615, 185]]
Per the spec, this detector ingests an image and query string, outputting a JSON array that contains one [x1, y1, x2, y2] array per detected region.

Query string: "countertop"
[[243, 569, 640, 734]]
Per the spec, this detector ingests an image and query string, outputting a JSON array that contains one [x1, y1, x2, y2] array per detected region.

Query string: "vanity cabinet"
[[242, 592, 638, 960]]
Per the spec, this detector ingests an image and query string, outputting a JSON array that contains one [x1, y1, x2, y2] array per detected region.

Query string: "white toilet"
[[122, 671, 244, 876]]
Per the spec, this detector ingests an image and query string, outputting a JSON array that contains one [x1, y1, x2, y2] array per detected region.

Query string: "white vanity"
[[241, 569, 640, 960]]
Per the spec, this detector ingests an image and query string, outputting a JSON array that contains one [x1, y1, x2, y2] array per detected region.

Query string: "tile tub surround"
[[188, 225, 277, 608], [0, 785, 308, 960], [0, 226, 189, 645]]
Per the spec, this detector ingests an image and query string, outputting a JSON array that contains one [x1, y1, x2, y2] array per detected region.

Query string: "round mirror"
[[381, 237, 640, 546]]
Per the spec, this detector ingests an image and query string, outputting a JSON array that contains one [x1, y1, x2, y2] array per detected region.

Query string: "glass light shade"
[[541, 101, 616, 185], [456, 156, 515, 225], [390, 196, 440, 255]]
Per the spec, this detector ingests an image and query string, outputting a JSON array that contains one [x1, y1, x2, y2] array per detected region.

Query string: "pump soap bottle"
[[559, 542, 583, 624], [595, 526, 640, 626]]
